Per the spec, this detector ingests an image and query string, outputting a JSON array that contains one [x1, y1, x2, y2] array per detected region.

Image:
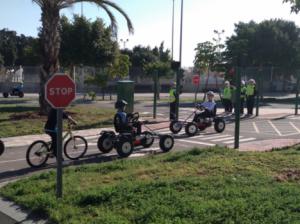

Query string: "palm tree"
[[32, 0, 133, 114]]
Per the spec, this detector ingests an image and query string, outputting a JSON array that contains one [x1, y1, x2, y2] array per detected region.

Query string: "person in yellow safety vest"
[[246, 79, 256, 115], [222, 81, 233, 113], [240, 80, 247, 114], [169, 82, 177, 120]]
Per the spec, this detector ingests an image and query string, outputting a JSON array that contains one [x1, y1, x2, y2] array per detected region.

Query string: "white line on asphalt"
[[289, 122, 300, 134], [159, 131, 172, 134], [268, 121, 282, 136], [211, 137, 236, 142], [197, 134, 231, 140], [223, 138, 256, 144], [178, 139, 215, 146], [281, 132, 300, 137], [0, 158, 26, 164], [84, 135, 99, 140], [253, 122, 260, 134]]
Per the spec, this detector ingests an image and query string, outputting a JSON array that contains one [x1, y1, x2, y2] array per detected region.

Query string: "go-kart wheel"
[[18, 92, 24, 98], [185, 122, 198, 136], [116, 138, 133, 158], [97, 132, 115, 153], [0, 140, 4, 156], [159, 135, 174, 152], [214, 119, 225, 133], [141, 131, 154, 148], [3, 92, 8, 98], [170, 121, 182, 134]]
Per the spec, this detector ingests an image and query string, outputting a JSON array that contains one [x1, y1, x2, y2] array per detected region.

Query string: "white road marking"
[[84, 135, 99, 140], [198, 134, 231, 140], [268, 121, 282, 136], [211, 137, 236, 142], [224, 138, 256, 144], [289, 122, 300, 134], [0, 158, 26, 164], [178, 139, 215, 146], [253, 122, 260, 134]]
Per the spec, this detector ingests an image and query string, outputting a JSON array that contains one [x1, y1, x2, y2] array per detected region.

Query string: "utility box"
[[117, 80, 134, 113]]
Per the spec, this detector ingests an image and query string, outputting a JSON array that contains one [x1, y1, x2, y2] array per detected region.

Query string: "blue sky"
[[0, 0, 299, 67]]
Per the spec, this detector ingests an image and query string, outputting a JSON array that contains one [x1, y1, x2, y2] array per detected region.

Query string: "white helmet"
[[224, 81, 230, 85], [207, 91, 215, 97], [248, 79, 256, 84], [241, 80, 245, 85]]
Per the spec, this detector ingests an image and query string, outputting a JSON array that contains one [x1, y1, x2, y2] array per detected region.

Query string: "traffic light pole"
[[295, 72, 300, 116], [56, 109, 63, 198], [256, 68, 262, 117], [153, 71, 158, 119], [234, 67, 241, 149], [175, 69, 181, 120]]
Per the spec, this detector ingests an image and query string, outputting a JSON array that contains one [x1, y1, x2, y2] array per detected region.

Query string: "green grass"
[[0, 103, 114, 137], [2, 147, 300, 223]]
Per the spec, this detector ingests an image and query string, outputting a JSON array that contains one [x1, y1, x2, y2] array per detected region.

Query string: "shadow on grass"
[[0, 106, 38, 114], [0, 99, 32, 105]]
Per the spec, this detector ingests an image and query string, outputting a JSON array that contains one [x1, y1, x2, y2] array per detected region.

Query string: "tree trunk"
[[39, 5, 61, 115]]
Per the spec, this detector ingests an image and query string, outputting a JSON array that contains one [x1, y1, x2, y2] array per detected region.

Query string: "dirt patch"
[[10, 112, 43, 120], [9, 111, 77, 121], [275, 169, 300, 182]]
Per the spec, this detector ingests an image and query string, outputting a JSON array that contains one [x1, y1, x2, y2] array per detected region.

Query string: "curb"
[[0, 180, 48, 224], [0, 196, 48, 224]]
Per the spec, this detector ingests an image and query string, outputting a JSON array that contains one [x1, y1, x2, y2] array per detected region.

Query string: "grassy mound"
[[1, 147, 300, 223]]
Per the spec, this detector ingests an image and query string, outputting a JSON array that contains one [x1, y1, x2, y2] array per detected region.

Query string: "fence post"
[[153, 71, 158, 119], [256, 67, 262, 117]]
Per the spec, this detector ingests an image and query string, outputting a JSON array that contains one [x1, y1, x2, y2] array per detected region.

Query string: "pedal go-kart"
[[0, 140, 4, 156], [169, 105, 226, 136], [3, 83, 24, 98], [98, 112, 175, 158]]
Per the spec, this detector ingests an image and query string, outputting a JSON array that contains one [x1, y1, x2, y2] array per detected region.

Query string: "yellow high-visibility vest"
[[169, 89, 176, 102], [241, 86, 247, 99], [246, 84, 255, 96], [223, 87, 232, 100]]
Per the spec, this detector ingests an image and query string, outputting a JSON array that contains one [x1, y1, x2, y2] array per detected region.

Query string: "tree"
[[194, 41, 217, 73], [60, 15, 119, 68], [143, 42, 172, 99], [283, 0, 300, 13], [225, 19, 300, 68], [31, 0, 133, 114], [84, 53, 131, 99], [0, 29, 18, 66]]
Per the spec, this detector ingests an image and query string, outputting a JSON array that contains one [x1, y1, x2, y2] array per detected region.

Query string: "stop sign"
[[192, 75, 200, 85], [45, 73, 76, 108]]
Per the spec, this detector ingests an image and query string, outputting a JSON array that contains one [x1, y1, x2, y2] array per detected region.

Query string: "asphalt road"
[[1, 93, 300, 184], [1, 111, 300, 184]]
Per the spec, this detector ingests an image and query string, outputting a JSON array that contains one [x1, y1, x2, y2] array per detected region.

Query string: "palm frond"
[[65, 0, 134, 34]]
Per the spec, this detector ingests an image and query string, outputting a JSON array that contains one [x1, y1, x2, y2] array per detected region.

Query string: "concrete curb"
[[0, 180, 48, 224]]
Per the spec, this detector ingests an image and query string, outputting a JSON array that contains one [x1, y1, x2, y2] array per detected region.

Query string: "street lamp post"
[[120, 38, 129, 49], [171, 0, 175, 60], [175, 0, 184, 119]]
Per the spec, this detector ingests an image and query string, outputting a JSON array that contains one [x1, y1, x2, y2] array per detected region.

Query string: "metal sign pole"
[[56, 109, 63, 198], [234, 67, 241, 149]]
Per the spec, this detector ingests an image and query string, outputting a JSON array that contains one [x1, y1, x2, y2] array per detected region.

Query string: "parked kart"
[[0, 140, 4, 156], [98, 112, 175, 158], [170, 105, 226, 136], [3, 83, 24, 98]]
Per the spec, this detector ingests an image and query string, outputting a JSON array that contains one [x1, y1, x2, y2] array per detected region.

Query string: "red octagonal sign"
[[45, 73, 76, 108]]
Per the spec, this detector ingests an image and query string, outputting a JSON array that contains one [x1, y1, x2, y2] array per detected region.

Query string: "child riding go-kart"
[[170, 91, 226, 136], [98, 100, 174, 158]]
